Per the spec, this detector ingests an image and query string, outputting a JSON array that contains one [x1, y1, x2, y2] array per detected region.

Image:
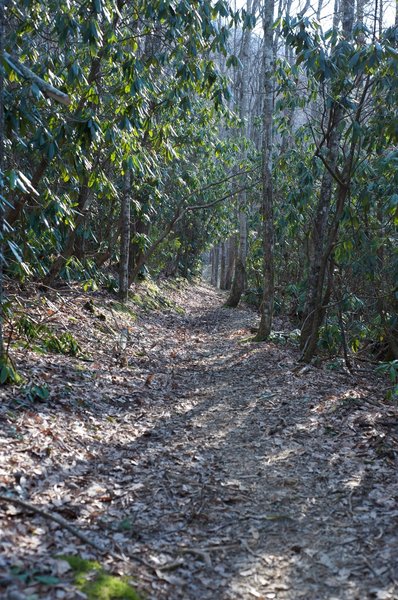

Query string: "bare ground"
[[0, 281, 397, 599]]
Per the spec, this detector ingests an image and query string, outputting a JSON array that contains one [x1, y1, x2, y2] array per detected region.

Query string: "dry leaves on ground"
[[0, 281, 397, 600]]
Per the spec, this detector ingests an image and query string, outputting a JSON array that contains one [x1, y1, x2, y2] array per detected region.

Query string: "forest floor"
[[0, 280, 397, 600]]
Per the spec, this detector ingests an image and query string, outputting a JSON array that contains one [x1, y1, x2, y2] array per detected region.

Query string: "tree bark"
[[299, 120, 340, 351], [225, 235, 236, 289], [119, 171, 131, 301], [226, 217, 248, 307], [300, 0, 355, 361], [255, 0, 275, 340], [226, 0, 254, 307], [3, 52, 70, 105], [212, 245, 220, 288], [219, 241, 227, 289], [0, 0, 5, 361]]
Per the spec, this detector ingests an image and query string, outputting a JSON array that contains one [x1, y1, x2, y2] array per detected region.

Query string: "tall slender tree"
[[226, 0, 257, 307], [119, 170, 131, 301], [255, 0, 275, 340], [0, 0, 5, 362], [299, 0, 355, 361]]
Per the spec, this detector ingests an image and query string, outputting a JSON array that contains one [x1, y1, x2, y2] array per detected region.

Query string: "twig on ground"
[[0, 494, 106, 554]]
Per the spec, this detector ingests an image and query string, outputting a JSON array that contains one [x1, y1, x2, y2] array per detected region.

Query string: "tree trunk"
[[226, 0, 254, 306], [119, 171, 131, 301], [300, 0, 355, 361], [255, 0, 275, 341], [226, 215, 248, 307], [128, 208, 183, 284], [299, 124, 340, 350], [212, 245, 220, 287], [225, 257, 246, 307], [225, 235, 236, 290], [333, 0, 340, 29], [0, 0, 5, 362], [219, 241, 227, 289]]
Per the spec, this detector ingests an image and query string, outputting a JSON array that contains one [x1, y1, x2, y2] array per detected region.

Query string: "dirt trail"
[[1, 282, 397, 599], [127, 284, 397, 600]]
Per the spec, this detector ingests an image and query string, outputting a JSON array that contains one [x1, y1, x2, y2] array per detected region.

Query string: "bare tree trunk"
[[225, 235, 236, 289], [300, 0, 355, 361], [0, 0, 5, 362], [226, 216, 248, 307], [220, 241, 227, 289], [225, 256, 246, 307], [119, 171, 131, 301], [378, 0, 383, 36], [226, 0, 254, 307], [333, 0, 340, 29], [255, 0, 275, 340], [300, 125, 339, 350], [212, 245, 220, 287], [210, 249, 215, 285]]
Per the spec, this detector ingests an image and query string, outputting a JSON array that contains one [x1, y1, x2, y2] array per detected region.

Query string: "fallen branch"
[[0, 494, 106, 553]]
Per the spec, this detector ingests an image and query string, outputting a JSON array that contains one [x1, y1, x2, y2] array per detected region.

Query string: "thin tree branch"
[[187, 180, 261, 211], [185, 167, 259, 201], [3, 52, 71, 106]]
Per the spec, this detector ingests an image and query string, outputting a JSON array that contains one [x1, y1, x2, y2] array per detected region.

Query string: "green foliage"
[[0, 360, 22, 385], [23, 383, 50, 403], [242, 287, 262, 308], [116, 517, 135, 532], [318, 319, 341, 355], [43, 331, 81, 356], [113, 279, 185, 313], [16, 315, 45, 341], [10, 564, 61, 587], [240, 17, 398, 363], [15, 314, 81, 356], [60, 555, 101, 573], [2, 0, 247, 286], [60, 555, 140, 600], [376, 360, 398, 400]]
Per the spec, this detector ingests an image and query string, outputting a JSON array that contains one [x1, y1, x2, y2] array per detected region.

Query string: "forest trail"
[[1, 282, 397, 600]]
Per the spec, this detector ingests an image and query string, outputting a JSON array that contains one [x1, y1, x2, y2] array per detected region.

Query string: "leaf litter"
[[0, 280, 397, 599]]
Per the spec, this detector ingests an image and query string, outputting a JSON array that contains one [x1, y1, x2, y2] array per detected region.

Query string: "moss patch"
[[134, 280, 185, 313], [110, 301, 138, 319], [110, 279, 186, 314], [59, 555, 140, 600]]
